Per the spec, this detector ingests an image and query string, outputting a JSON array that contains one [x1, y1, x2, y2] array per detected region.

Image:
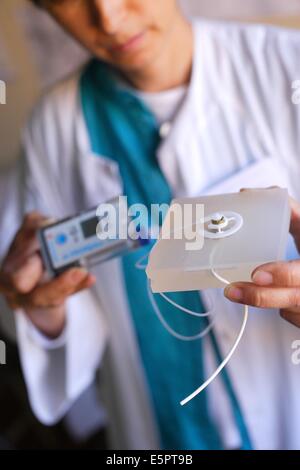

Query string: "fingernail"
[[252, 270, 273, 285], [40, 217, 57, 228], [224, 286, 244, 301], [71, 268, 88, 282]]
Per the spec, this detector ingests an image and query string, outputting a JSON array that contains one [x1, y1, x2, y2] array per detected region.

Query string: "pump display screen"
[[41, 209, 117, 270], [38, 200, 145, 275], [80, 216, 99, 239]]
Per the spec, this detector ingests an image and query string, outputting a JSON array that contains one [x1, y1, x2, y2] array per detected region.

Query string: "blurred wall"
[[181, 0, 300, 17], [0, 0, 40, 170], [0, 0, 300, 170], [0, 0, 87, 169]]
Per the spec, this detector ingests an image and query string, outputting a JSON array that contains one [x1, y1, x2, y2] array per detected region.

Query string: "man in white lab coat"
[[1, 0, 300, 450]]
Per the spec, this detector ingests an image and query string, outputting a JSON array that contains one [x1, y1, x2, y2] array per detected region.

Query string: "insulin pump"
[[38, 197, 149, 277]]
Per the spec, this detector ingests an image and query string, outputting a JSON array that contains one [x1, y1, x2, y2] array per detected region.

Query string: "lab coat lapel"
[[157, 77, 291, 201], [74, 99, 124, 209], [157, 20, 292, 202], [156, 94, 214, 198]]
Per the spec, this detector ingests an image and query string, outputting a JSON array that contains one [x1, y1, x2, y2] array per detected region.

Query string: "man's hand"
[[224, 187, 300, 328], [0, 212, 96, 338]]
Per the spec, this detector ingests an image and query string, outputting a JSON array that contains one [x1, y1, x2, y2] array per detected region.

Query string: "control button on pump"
[[159, 122, 172, 139], [55, 233, 68, 245]]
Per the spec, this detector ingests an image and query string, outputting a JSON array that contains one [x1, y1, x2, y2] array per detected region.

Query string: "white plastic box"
[[146, 188, 291, 293]]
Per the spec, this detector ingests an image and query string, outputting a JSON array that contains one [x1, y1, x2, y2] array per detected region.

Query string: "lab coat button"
[[159, 121, 172, 139]]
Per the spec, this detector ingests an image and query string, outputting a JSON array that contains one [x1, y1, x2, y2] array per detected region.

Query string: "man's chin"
[[114, 50, 157, 75], [93, 42, 159, 77]]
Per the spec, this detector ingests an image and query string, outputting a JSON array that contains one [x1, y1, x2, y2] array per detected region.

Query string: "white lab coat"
[[1, 19, 300, 450]]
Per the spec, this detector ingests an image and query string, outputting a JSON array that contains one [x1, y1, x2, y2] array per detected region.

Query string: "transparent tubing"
[[136, 237, 249, 406], [147, 280, 217, 342], [180, 242, 249, 405], [180, 304, 248, 405], [136, 252, 217, 340]]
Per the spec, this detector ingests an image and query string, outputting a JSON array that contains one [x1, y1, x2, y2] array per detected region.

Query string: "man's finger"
[[5, 214, 55, 268], [251, 260, 300, 288], [8, 213, 44, 253], [5, 238, 41, 273], [12, 212, 53, 248], [22, 268, 93, 309], [224, 282, 300, 309], [12, 212, 45, 246], [280, 308, 300, 328], [4, 254, 43, 295]]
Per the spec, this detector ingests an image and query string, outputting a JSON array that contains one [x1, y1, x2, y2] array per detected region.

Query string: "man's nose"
[[94, 0, 126, 35]]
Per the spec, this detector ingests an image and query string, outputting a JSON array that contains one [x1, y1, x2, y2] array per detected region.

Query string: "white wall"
[[0, 0, 40, 169], [180, 0, 300, 17]]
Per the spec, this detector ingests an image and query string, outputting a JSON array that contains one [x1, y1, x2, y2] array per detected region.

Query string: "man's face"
[[41, 0, 179, 72]]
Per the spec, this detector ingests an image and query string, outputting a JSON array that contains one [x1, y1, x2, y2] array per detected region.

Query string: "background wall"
[[182, 0, 300, 17], [0, 0, 300, 170]]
